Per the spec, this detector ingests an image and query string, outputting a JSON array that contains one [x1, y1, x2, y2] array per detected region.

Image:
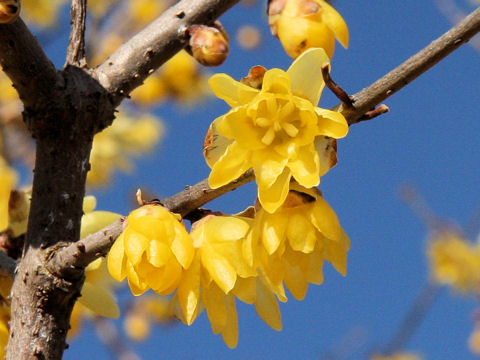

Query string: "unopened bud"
[[0, 0, 20, 24], [188, 23, 229, 67]]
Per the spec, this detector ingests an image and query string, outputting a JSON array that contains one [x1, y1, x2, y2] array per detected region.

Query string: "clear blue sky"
[[60, 1, 480, 359]]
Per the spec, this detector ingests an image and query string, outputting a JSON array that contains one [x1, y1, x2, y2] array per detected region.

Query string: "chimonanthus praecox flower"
[[107, 204, 194, 296], [204, 48, 348, 213], [268, 0, 349, 59]]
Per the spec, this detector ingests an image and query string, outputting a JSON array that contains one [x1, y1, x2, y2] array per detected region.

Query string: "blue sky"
[[59, 1, 480, 359]]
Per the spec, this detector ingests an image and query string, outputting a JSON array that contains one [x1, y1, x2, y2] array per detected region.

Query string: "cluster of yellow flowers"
[[427, 230, 480, 295], [108, 183, 348, 347]]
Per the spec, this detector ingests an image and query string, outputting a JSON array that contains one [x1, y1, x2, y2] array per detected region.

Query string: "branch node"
[[360, 104, 390, 121], [321, 64, 354, 107]]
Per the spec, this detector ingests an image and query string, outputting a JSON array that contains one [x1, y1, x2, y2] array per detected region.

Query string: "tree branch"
[[341, 6, 480, 125], [94, 0, 241, 106], [0, 250, 16, 279], [65, 0, 88, 66], [0, 19, 60, 109]]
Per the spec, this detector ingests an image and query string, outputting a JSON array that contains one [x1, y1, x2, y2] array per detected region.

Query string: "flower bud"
[[188, 23, 229, 67], [0, 0, 20, 24]]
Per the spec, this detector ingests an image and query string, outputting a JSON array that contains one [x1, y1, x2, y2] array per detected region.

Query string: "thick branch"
[[65, 0, 87, 66], [342, 6, 480, 125], [94, 0, 241, 106], [0, 19, 59, 108]]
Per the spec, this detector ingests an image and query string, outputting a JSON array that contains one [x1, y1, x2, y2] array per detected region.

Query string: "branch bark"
[[65, 0, 87, 66], [94, 0, 241, 106]]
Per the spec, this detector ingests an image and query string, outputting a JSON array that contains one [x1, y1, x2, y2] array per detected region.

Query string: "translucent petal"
[[315, 108, 349, 139], [207, 216, 250, 243], [314, 136, 338, 176], [208, 73, 259, 107], [286, 213, 317, 253], [255, 279, 282, 331], [221, 294, 239, 348], [288, 144, 320, 188], [202, 245, 237, 294], [261, 68, 291, 95], [307, 245, 325, 285], [107, 233, 126, 281], [261, 212, 287, 255], [128, 213, 167, 241], [217, 107, 265, 150], [126, 262, 149, 296], [203, 284, 227, 333], [287, 48, 330, 105], [208, 142, 251, 189], [78, 282, 120, 318], [80, 211, 121, 239], [233, 277, 256, 304], [322, 0, 349, 48], [284, 264, 308, 300], [257, 168, 292, 214], [252, 150, 288, 189], [147, 239, 171, 267], [324, 238, 348, 276], [124, 229, 150, 266], [150, 259, 182, 295], [310, 196, 342, 242], [203, 118, 234, 168], [171, 225, 194, 268], [177, 256, 201, 324]]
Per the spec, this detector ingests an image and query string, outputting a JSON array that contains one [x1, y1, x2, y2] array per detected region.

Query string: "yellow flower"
[[269, 0, 349, 58], [371, 354, 422, 360], [107, 204, 194, 296], [246, 183, 350, 300], [88, 110, 163, 186], [22, 0, 68, 27], [173, 215, 255, 348], [204, 48, 348, 213], [428, 230, 480, 294], [0, 159, 16, 232]]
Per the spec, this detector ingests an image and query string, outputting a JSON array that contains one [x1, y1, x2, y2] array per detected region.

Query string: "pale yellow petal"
[[233, 277, 256, 304], [286, 213, 317, 253], [201, 245, 237, 294], [284, 263, 308, 300], [287, 144, 320, 188], [322, 1, 349, 48], [252, 150, 288, 189], [203, 284, 227, 333], [78, 282, 120, 318], [209, 142, 251, 189], [177, 256, 201, 325], [150, 259, 182, 295], [310, 196, 342, 242], [221, 294, 239, 349], [107, 233, 126, 281], [171, 225, 194, 269], [208, 73, 259, 107], [257, 168, 292, 214], [315, 108, 349, 139], [255, 279, 282, 331], [287, 48, 330, 105], [261, 68, 291, 95], [80, 211, 121, 239], [314, 136, 338, 176], [261, 212, 287, 255], [203, 118, 234, 168], [146, 239, 171, 267], [124, 229, 149, 266]]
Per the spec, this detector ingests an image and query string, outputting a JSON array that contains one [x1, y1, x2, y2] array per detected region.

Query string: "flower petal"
[[314, 136, 338, 176], [310, 196, 342, 242], [261, 68, 291, 95], [177, 256, 201, 325], [255, 278, 282, 331], [203, 118, 234, 168], [258, 168, 292, 213], [208, 142, 251, 189], [288, 144, 320, 188], [78, 282, 120, 318], [252, 150, 288, 189], [284, 263, 309, 300], [221, 294, 239, 349], [124, 228, 149, 266], [286, 213, 317, 253], [209, 73, 259, 107], [217, 106, 265, 149], [107, 233, 126, 281], [201, 245, 237, 294], [171, 225, 195, 269], [315, 107, 349, 139], [322, 1, 349, 48], [287, 48, 330, 105]]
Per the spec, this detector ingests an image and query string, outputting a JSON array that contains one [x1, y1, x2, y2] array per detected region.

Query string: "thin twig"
[[66, 0, 88, 66], [321, 64, 354, 106]]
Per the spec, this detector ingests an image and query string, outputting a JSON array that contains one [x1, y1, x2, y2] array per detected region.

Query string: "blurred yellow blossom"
[[107, 204, 194, 296], [428, 230, 480, 294], [131, 51, 209, 106], [204, 48, 348, 213], [88, 110, 163, 186], [128, 0, 167, 25], [124, 296, 174, 341], [0, 159, 16, 232], [268, 0, 349, 58], [0, 304, 9, 358], [22, 0, 68, 27], [470, 316, 480, 355]]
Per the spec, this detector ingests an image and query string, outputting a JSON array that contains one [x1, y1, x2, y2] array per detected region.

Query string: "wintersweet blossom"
[[204, 48, 348, 213], [245, 183, 350, 300], [0, 159, 16, 232], [269, 0, 349, 58], [428, 230, 480, 294], [173, 215, 255, 348], [107, 204, 194, 296]]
